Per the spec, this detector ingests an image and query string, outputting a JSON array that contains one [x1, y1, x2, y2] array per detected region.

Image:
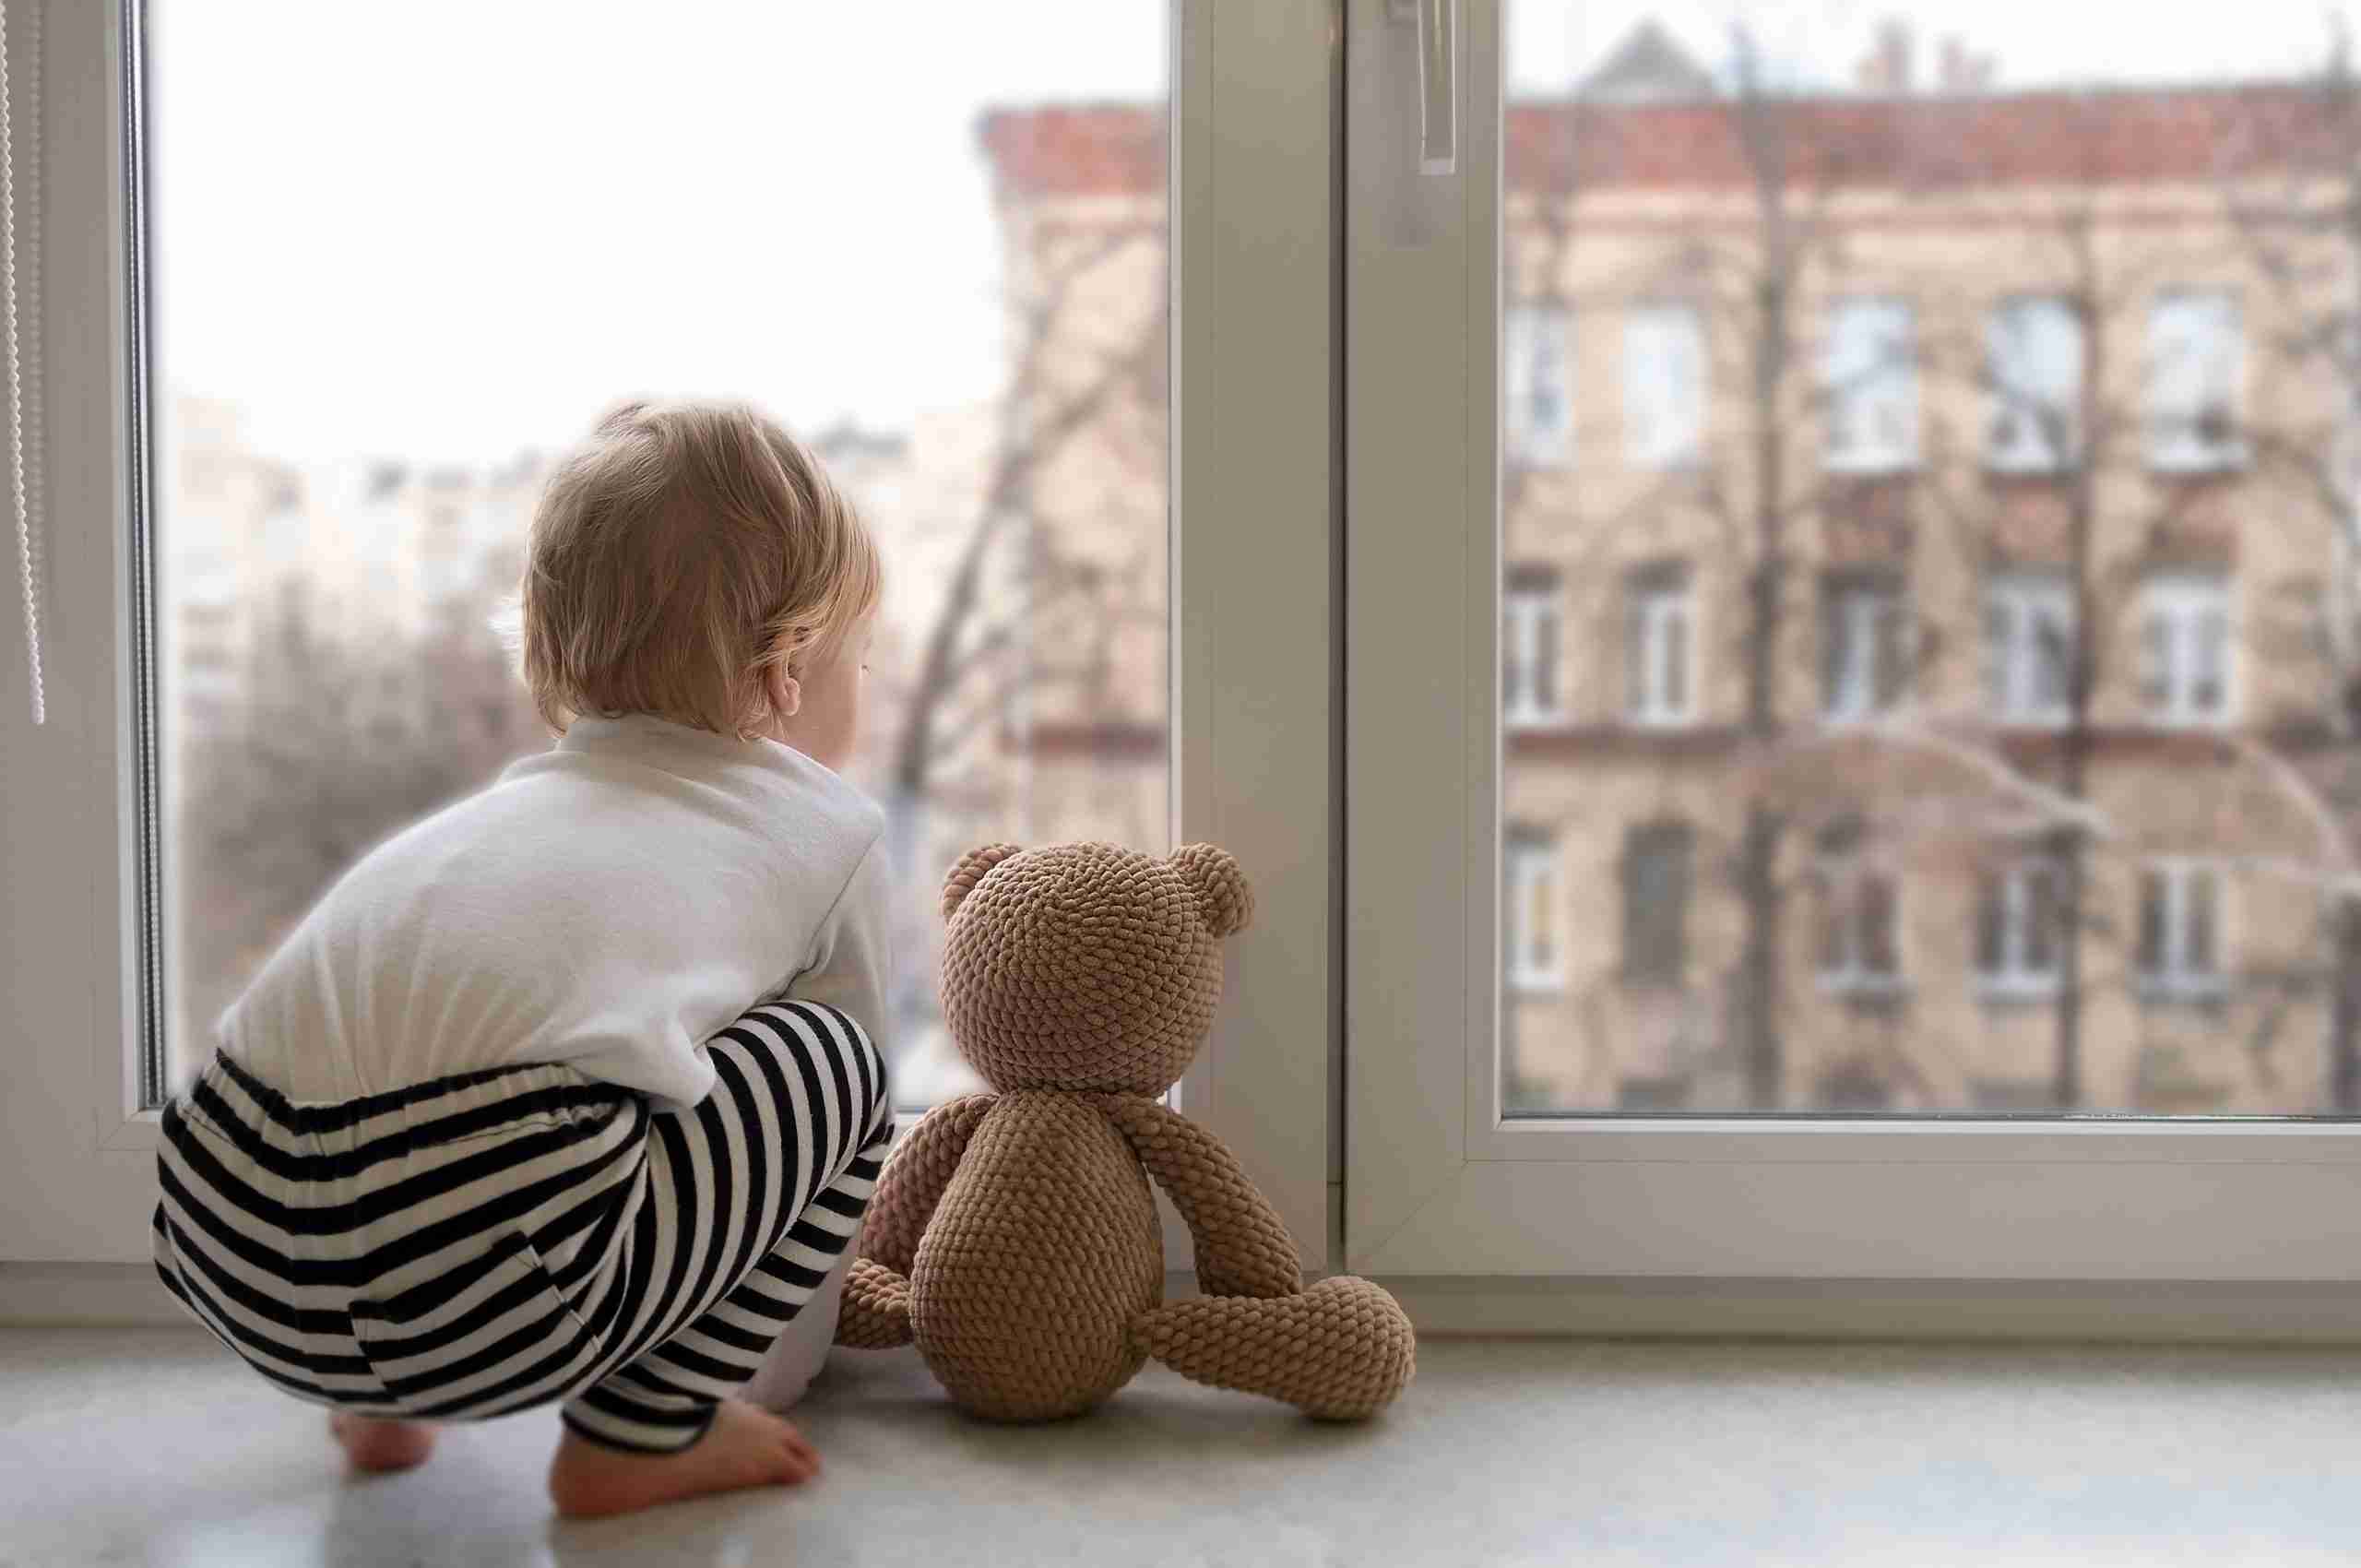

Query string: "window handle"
[[1391, 0, 1456, 175]]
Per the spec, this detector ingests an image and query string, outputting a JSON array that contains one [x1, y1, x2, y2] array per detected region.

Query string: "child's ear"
[[941, 843, 1022, 922], [1169, 844, 1253, 937], [765, 663, 802, 719]]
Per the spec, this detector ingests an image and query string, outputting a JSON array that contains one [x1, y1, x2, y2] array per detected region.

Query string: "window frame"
[[2139, 571, 2236, 729], [1502, 300, 1573, 469], [2135, 857, 2229, 1003], [1500, 571, 1563, 728], [0, 0, 168, 1267], [2146, 287, 2248, 474], [1973, 858, 2065, 1003], [1501, 829, 1563, 993], [1984, 571, 2077, 729], [1822, 575, 1904, 722], [1985, 292, 2084, 475], [1817, 849, 1905, 997], [1821, 294, 1920, 476], [1623, 565, 1695, 728], [1345, 0, 2361, 1295], [3, 0, 1342, 1271], [1621, 300, 1705, 470], [1617, 819, 1693, 988]]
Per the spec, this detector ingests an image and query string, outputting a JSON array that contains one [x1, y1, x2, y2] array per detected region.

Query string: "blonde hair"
[[519, 399, 880, 738]]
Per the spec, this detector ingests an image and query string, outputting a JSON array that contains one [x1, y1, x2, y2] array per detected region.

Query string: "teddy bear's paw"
[[834, 1257, 917, 1349], [1133, 1275, 1415, 1420]]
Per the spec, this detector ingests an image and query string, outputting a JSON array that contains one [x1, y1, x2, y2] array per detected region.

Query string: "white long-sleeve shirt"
[[217, 713, 891, 1111]]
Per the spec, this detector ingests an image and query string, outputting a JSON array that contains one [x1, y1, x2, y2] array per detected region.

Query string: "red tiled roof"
[[979, 86, 2342, 202], [978, 106, 1166, 203], [1507, 84, 2335, 194]]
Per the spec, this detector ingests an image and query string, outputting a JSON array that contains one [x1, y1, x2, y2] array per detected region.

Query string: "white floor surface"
[[5, 1326, 2360, 1566]]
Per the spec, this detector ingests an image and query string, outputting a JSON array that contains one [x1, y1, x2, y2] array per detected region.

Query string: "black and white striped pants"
[[151, 1002, 892, 1454]]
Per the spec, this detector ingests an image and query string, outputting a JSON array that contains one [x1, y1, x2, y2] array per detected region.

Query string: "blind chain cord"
[[5, 0, 43, 726]]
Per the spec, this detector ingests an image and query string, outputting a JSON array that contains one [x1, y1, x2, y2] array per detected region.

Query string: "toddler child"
[[151, 399, 894, 1518]]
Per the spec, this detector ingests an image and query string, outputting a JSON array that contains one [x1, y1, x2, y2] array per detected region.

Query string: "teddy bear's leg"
[[1130, 1275, 1415, 1420], [835, 1257, 917, 1348]]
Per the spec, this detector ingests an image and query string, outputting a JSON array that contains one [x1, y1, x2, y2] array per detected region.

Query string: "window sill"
[[1821, 456, 1921, 478], [1984, 456, 2079, 477], [2147, 452, 2249, 477], [1818, 974, 1910, 1002], [2133, 980, 2231, 1008], [1379, 1273, 2361, 1342], [1819, 707, 1904, 728], [1973, 977, 2064, 1005]]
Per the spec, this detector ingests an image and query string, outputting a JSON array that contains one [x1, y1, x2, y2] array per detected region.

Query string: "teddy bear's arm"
[[1089, 1095, 1302, 1299], [859, 1091, 999, 1277]]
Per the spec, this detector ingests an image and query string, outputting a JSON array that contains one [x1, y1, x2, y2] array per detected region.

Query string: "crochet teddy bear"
[[833, 841, 1415, 1421]]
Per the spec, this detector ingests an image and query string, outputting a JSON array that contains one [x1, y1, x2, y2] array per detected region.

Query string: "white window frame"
[[1500, 575, 1562, 727], [1984, 572, 2076, 728], [1502, 831, 1563, 993], [1622, 301, 1704, 469], [1821, 295, 1919, 475], [1986, 293, 2083, 473], [1347, 1, 2361, 1309], [1973, 859, 2063, 1002], [1817, 852, 1905, 996], [1823, 577, 1904, 722], [1624, 570, 1695, 727], [2147, 289, 2247, 473], [0, 0, 167, 1265], [2139, 572, 2235, 728], [6, 1, 1342, 1277], [2136, 858, 2228, 1003], [1503, 301, 1572, 469]]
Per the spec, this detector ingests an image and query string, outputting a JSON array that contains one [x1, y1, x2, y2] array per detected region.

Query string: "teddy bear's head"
[[936, 841, 1253, 1096]]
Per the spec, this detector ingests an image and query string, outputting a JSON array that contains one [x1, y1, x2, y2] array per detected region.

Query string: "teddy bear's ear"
[[941, 842, 1022, 922], [1169, 843, 1253, 937]]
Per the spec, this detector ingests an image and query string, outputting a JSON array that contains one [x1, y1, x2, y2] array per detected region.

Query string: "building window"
[[1502, 566, 1564, 728], [1975, 859, 2062, 998], [1506, 303, 1573, 469], [1822, 576, 1906, 721], [1983, 573, 2075, 727], [2147, 290, 2245, 472], [1623, 303, 1705, 469], [1817, 826, 1904, 993], [1620, 820, 1692, 986], [1625, 564, 1695, 727], [1987, 294, 2083, 472], [2138, 573, 2231, 727], [1505, 829, 1565, 993], [2137, 860, 2225, 1000], [1822, 297, 1918, 473]]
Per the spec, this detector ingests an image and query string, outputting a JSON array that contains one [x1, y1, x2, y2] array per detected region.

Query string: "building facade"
[[982, 37, 2361, 1116]]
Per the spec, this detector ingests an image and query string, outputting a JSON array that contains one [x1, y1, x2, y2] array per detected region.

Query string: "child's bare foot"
[[330, 1411, 438, 1473], [548, 1398, 820, 1520]]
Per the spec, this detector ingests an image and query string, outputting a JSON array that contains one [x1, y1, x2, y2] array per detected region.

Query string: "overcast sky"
[[155, 1, 2358, 469]]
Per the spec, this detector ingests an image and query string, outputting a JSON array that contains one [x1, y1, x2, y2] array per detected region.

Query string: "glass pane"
[[2188, 867, 2221, 976], [1502, 2, 2361, 1114], [2137, 869, 2169, 977], [150, 3, 1169, 1106]]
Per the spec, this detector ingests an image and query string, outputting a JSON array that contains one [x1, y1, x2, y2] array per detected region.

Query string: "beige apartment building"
[[975, 105, 1171, 861], [980, 28, 2361, 1116]]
